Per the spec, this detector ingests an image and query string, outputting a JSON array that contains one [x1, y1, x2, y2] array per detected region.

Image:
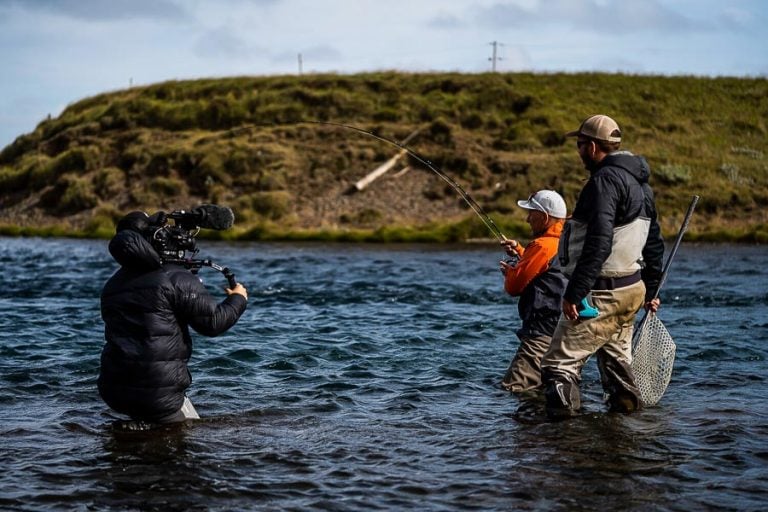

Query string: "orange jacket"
[[504, 221, 563, 296]]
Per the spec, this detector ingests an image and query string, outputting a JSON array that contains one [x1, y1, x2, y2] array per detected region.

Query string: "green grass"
[[1, 71, 766, 243]]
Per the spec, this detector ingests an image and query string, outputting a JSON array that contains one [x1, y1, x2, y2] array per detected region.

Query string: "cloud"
[[194, 27, 252, 59], [428, 13, 466, 29], [606, 0, 696, 31], [719, 5, 764, 30], [474, 0, 699, 33], [0, 0, 188, 21], [474, 2, 539, 29]]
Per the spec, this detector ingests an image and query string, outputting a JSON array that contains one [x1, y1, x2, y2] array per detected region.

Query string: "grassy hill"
[[1, 72, 766, 243]]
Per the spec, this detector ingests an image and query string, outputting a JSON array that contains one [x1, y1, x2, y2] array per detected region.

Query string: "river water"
[[0, 237, 766, 511]]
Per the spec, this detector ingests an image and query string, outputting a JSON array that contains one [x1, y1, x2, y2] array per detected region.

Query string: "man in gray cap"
[[540, 114, 664, 418]]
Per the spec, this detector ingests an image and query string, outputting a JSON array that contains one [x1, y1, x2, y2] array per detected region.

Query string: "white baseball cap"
[[517, 190, 567, 219]]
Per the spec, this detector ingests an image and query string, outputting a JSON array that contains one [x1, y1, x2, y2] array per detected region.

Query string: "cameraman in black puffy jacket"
[[98, 212, 247, 424]]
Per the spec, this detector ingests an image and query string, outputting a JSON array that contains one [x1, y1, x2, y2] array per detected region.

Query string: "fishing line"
[[308, 121, 507, 242], [202, 120, 507, 242]]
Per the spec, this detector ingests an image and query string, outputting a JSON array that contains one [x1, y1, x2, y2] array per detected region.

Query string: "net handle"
[[636, 195, 699, 333]]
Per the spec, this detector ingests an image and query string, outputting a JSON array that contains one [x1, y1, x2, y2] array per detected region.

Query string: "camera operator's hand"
[[226, 283, 248, 300]]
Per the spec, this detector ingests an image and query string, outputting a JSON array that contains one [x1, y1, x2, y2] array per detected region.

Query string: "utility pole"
[[298, 53, 303, 75], [488, 41, 503, 72]]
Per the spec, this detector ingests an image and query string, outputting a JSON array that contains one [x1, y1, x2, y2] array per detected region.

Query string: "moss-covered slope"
[[1, 72, 766, 242]]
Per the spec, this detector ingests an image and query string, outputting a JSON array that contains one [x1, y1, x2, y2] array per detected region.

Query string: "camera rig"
[[147, 205, 237, 289]]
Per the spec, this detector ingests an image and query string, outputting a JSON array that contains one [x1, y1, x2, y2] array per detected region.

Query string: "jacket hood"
[[535, 219, 564, 239], [599, 151, 650, 184], [108, 230, 162, 271]]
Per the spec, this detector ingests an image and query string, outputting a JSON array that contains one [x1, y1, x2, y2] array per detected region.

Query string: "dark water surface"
[[1, 237, 767, 511]]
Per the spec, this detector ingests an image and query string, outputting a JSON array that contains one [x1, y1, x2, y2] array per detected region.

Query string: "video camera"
[[147, 204, 238, 288]]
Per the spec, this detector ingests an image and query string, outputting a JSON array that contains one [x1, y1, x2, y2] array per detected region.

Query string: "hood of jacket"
[[538, 219, 564, 239], [595, 150, 650, 184], [108, 230, 162, 271]]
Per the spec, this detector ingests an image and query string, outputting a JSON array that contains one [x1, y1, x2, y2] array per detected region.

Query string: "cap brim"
[[517, 200, 539, 211], [564, 129, 580, 137]]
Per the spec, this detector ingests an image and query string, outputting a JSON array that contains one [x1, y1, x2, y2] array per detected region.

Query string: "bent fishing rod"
[[203, 120, 508, 242], [308, 121, 507, 243]]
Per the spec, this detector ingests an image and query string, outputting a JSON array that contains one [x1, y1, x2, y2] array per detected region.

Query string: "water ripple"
[[0, 239, 767, 510]]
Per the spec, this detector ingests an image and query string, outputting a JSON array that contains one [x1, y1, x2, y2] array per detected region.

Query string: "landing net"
[[631, 313, 676, 406]]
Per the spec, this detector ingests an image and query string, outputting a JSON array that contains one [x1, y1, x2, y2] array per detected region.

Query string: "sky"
[[1, 0, 766, 149]]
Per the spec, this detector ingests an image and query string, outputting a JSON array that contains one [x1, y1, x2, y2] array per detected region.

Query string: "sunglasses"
[[527, 193, 548, 214], [576, 139, 591, 149]]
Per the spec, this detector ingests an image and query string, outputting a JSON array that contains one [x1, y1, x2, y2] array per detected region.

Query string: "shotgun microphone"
[[169, 204, 235, 230]]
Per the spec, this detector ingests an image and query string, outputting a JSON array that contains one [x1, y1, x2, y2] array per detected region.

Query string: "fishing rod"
[[307, 121, 507, 243], [201, 120, 507, 242]]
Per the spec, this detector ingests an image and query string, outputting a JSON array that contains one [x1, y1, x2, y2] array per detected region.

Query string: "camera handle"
[[165, 258, 237, 289], [205, 260, 237, 290]]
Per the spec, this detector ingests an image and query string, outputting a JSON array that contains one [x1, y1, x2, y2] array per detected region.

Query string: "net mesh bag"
[[631, 313, 676, 406]]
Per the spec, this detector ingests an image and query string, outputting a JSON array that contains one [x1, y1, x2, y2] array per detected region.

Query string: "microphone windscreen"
[[193, 204, 235, 230]]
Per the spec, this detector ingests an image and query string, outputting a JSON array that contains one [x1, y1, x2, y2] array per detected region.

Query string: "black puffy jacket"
[[565, 151, 665, 304], [98, 230, 247, 422]]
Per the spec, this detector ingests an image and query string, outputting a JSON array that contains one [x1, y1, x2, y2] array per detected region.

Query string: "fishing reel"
[[499, 253, 520, 275], [504, 254, 520, 267]]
